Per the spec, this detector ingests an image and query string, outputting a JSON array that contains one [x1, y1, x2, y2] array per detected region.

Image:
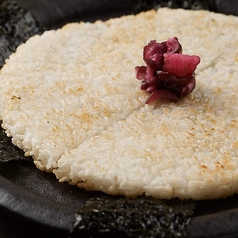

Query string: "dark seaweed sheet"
[[1, 1, 238, 238], [70, 197, 195, 238], [0, 0, 45, 68]]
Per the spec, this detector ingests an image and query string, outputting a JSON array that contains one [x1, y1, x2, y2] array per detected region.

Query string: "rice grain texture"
[[0, 8, 238, 199]]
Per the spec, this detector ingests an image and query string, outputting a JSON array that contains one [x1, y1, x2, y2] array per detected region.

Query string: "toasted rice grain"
[[0, 8, 238, 199]]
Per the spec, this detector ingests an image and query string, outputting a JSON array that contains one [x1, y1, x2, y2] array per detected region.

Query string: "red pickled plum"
[[135, 37, 200, 103]]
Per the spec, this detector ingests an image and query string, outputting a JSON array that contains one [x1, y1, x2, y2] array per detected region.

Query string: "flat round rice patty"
[[1, 8, 238, 199]]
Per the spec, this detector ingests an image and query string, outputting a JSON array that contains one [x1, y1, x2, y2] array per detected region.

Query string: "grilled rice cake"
[[0, 8, 238, 199]]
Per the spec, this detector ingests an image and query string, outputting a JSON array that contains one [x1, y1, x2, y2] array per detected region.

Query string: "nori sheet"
[[70, 196, 195, 238], [0, 0, 45, 68]]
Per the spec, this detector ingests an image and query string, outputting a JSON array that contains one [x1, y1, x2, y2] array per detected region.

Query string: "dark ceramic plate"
[[2, 159, 238, 238], [1, 1, 238, 237]]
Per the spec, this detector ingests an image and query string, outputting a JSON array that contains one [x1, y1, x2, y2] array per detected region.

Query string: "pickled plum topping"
[[135, 37, 200, 104]]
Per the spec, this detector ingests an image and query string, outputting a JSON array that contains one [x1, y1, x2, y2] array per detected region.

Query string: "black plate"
[[2, 159, 238, 238], [1, 1, 238, 237]]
